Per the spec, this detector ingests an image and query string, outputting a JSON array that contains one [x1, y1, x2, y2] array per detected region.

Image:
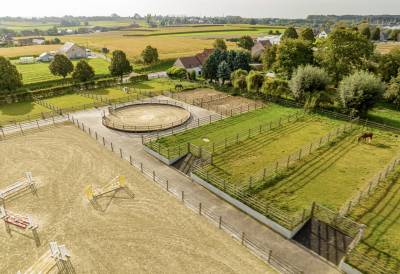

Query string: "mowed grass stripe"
[[156, 103, 298, 148], [206, 115, 343, 184], [255, 129, 400, 214], [347, 167, 400, 273]]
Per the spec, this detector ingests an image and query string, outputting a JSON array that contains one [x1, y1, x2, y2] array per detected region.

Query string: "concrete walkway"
[[68, 97, 339, 274]]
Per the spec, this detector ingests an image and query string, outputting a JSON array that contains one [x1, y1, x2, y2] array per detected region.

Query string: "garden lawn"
[[16, 58, 110, 85], [346, 166, 400, 274], [130, 78, 200, 92], [43, 94, 96, 110], [155, 104, 298, 150], [368, 103, 400, 128], [87, 87, 130, 100], [201, 115, 343, 186], [0, 101, 52, 126], [254, 129, 400, 215]]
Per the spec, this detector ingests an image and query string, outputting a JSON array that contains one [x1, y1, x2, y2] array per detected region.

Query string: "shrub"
[[166, 66, 187, 79], [231, 69, 248, 91], [338, 71, 385, 117], [384, 74, 400, 108], [262, 77, 289, 98], [246, 70, 264, 93]]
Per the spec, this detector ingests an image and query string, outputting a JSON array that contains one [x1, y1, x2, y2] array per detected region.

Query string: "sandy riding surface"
[[0, 125, 273, 274], [109, 104, 190, 128]]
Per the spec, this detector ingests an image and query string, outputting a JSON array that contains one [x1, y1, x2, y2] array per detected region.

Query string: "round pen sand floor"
[[0, 125, 274, 274], [106, 104, 190, 132]]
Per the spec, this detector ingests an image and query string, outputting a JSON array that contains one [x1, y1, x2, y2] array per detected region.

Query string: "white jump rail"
[[19, 242, 71, 274], [0, 172, 36, 202]]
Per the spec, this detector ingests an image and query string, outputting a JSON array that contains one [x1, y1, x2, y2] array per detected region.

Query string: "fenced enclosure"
[[144, 102, 265, 160], [103, 99, 191, 132], [68, 117, 304, 274], [339, 155, 400, 216]]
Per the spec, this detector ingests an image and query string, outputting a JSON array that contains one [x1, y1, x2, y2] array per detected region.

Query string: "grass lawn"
[[134, 59, 175, 74], [152, 104, 298, 156], [43, 94, 96, 110], [130, 78, 200, 92], [368, 103, 400, 128], [87, 87, 130, 100], [200, 115, 344, 186], [0, 101, 52, 126], [254, 129, 400, 215], [346, 167, 400, 274], [15, 58, 110, 85]]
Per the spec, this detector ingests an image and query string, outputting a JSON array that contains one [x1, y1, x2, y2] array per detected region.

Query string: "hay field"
[[376, 42, 400, 54], [0, 45, 60, 58], [62, 32, 236, 59], [0, 126, 274, 274]]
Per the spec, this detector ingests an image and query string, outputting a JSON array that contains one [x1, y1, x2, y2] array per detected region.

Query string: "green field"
[[43, 94, 96, 110], [154, 104, 298, 152], [200, 115, 344, 186], [368, 103, 400, 128], [16, 58, 110, 85], [0, 101, 52, 125], [130, 78, 200, 92], [254, 129, 400, 214], [347, 166, 400, 274]]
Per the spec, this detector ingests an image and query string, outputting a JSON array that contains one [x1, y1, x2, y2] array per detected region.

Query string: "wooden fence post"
[[181, 191, 184, 202], [219, 216, 222, 229], [268, 250, 272, 263], [120, 148, 123, 159], [166, 180, 169, 191], [241, 232, 245, 245], [199, 203, 202, 215], [111, 142, 114, 152]]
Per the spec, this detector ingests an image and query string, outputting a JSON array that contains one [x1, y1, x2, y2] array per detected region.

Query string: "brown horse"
[[358, 132, 373, 143]]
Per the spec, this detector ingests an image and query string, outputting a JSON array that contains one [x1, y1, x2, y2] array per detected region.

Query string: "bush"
[[246, 70, 264, 93], [231, 69, 248, 92], [166, 66, 187, 79], [384, 75, 400, 108], [262, 77, 289, 98], [338, 71, 385, 117], [289, 65, 330, 99]]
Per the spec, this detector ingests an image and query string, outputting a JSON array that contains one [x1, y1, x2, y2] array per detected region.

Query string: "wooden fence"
[[102, 99, 191, 132], [339, 155, 400, 216], [69, 117, 304, 274]]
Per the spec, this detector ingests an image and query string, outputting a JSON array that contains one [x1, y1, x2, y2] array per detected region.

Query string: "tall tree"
[[72, 60, 95, 82], [217, 61, 231, 84], [384, 74, 400, 108], [316, 28, 374, 83], [141, 45, 159, 64], [262, 44, 278, 71], [300, 28, 315, 42], [213, 39, 227, 51], [275, 39, 314, 77], [282, 27, 298, 40], [49, 54, 74, 79], [233, 51, 251, 71], [338, 70, 385, 117], [109, 50, 133, 82], [237, 36, 254, 50], [377, 49, 400, 82], [202, 49, 222, 81], [0, 56, 22, 94], [359, 24, 371, 39], [371, 28, 381, 41]]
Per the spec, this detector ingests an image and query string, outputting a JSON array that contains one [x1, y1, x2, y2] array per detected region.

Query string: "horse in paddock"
[[358, 132, 373, 143], [175, 84, 183, 91]]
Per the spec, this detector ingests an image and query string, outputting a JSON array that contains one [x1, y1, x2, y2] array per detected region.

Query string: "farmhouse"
[[251, 40, 272, 59], [317, 31, 329, 39], [37, 52, 55, 62], [174, 49, 214, 76], [257, 35, 281, 45], [58, 42, 87, 59]]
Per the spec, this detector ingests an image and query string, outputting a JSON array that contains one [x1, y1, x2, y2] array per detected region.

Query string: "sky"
[[1, 0, 400, 19]]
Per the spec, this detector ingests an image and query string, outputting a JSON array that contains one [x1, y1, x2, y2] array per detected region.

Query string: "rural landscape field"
[[1, 2, 400, 274]]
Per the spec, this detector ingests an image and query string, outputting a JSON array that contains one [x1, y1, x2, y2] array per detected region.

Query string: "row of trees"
[[0, 49, 135, 95]]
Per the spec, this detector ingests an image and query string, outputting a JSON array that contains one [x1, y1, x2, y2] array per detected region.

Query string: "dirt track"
[[0, 125, 273, 274]]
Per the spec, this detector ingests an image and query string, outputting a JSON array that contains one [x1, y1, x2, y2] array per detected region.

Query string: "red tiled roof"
[[177, 49, 214, 69]]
